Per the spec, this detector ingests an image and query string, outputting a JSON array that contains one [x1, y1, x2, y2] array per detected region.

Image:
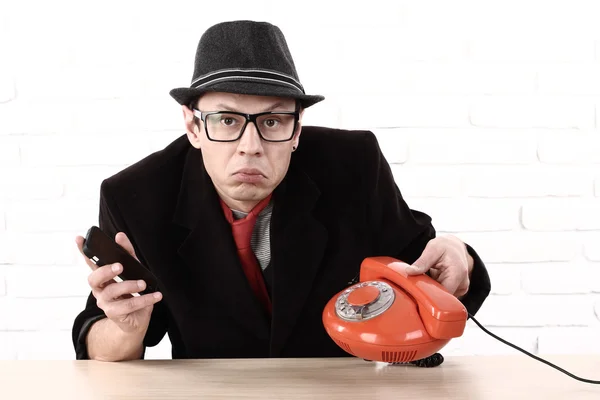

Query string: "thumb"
[[115, 232, 139, 261], [405, 246, 441, 276]]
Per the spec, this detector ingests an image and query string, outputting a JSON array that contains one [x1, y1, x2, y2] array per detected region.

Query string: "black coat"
[[72, 126, 491, 359]]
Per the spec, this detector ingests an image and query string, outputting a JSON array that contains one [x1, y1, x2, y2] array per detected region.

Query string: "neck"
[[223, 199, 259, 214], [217, 192, 273, 214]]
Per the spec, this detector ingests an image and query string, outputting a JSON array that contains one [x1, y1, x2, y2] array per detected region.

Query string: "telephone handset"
[[322, 256, 468, 364]]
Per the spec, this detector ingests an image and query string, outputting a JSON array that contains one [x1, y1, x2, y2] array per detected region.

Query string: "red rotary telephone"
[[322, 256, 468, 364]]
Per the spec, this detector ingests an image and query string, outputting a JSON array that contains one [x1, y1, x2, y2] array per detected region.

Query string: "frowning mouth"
[[233, 168, 266, 183], [234, 168, 264, 176]]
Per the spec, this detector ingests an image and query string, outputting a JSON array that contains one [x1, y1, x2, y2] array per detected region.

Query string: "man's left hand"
[[404, 235, 473, 298]]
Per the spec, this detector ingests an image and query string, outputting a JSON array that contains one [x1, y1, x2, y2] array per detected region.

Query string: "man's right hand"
[[75, 232, 162, 336]]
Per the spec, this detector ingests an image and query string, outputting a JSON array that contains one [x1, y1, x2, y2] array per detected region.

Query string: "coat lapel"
[[268, 163, 328, 356], [171, 148, 270, 342]]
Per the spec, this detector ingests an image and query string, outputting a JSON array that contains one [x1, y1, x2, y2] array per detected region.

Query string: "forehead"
[[198, 92, 296, 111]]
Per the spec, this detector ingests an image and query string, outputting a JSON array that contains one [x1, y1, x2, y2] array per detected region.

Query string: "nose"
[[236, 121, 263, 155]]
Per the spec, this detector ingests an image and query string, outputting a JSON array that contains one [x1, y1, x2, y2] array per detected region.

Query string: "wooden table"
[[2, 355, 599, 399]]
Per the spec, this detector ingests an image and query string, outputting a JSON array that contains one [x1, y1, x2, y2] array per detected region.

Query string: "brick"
[[390, 165, 462, 198], [441, 326, 538, 356], [464, 63, 536, 95], [454, 232, 580, 263], [1, 232, 81, 265], [538, 133, 600, 164], [144, 336, 173, 360], [521, 262, 592, 294], [147, 131, 185, 155], [0, 333, 16, 360], [584, 236, 600, 261], [407, 129, 537, 165], [472, 294, 595, 327], [469, 39, 594, 62], [292, 28, 467, 82], [6, 265, 91, 298], [276, 6, 408, 29], [5, 199, 98, 233], [0, 99, 78, 135], [0, 233, 8, 264], [59, 165, 124, 200], [538, 328, 600, 354], [383, 38, 467, 63], [19, 134, 152, 167], [298, 100, 341, 132], [403, 63, 536, 96], [0, 297, 87, 331], [14, 63, 181, 102], [400, 198, 519, 232], [0, 272, 5, 296], [365, 63, 467, 96], [64, 97, 182, 135], [0, 16, 14, 103], [371, 129, 409, 164], [0, 167, 64, 201], [591, 263, 600, 293], [484, 264, 522, 295], [0, 138, 20, 166], [469, 96, 594, 129], [537, 64, 600, 95], [521, 199, 600, 231], [0, 70, 15, 103], [360, 59, 534, 97], [463, 166, 593, 197], [339, 95, 469, 130], [15, 331, 80, 360], [0, 98, 181, 136]]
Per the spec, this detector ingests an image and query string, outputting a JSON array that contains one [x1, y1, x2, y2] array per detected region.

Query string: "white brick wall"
[[1, 1, 600, 364]]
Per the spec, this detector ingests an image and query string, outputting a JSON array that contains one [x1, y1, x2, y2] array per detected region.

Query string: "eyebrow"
[[214, 102, 291, 113]]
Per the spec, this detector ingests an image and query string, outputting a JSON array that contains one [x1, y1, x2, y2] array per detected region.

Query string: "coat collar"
[[172, 147, 328, 354]]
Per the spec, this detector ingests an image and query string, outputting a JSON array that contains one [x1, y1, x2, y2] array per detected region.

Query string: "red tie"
[[220, 194, 272, 316]]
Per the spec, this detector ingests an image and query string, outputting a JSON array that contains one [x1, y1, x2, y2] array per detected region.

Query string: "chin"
[[229, 184, 270, 201]]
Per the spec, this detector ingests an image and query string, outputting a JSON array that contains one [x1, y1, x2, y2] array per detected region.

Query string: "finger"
[[406, 241, 445, 275], [104, 292, 163, 319], [115, 232, 139, 262], [455, 285, 469, 298], [437, 269, 464, 295], [87, 263, 123, 290], [101, 279, 147, 301]]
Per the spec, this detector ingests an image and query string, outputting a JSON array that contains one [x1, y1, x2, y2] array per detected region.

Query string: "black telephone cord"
[[467, 313, 600, 384]]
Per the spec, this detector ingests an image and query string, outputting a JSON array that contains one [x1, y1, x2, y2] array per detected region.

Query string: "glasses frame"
[[192, 108, 300, 142]]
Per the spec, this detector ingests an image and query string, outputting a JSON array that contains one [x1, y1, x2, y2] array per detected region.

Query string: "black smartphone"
[[82, 226, 160, 295]]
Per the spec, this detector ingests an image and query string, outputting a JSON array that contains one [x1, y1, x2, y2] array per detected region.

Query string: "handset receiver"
[[359, 256, 468, 339]]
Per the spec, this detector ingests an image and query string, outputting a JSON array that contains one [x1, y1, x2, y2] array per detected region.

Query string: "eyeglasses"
[[192, 109, 300, 142]]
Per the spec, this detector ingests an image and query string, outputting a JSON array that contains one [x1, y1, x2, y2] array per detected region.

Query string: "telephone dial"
[[323, 256, 600, 384]]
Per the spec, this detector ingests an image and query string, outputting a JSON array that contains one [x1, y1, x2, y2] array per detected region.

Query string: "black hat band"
[[191, 68, 305, 93]]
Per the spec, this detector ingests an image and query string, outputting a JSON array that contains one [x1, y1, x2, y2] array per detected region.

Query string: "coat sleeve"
[[362, 131, 491, 316], [71, 179, 169, 359]]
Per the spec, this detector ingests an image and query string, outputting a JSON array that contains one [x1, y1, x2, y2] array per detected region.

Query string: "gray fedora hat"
[[169, 20, 325, 109]]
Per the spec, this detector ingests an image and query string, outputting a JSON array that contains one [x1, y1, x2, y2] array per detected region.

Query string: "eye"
[[221, 117, 236, 126], [264, 118, 279, 128]]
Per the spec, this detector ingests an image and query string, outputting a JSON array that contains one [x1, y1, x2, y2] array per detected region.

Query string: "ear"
[[183, 105, 201, 149], [292, 109, 304, 149]]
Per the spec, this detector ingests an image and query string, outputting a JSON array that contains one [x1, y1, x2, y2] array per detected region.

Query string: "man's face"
[[183, 92, 303, 212]]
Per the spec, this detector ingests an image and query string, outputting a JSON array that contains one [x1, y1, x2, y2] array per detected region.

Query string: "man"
[[72, 20, 491, 362]]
